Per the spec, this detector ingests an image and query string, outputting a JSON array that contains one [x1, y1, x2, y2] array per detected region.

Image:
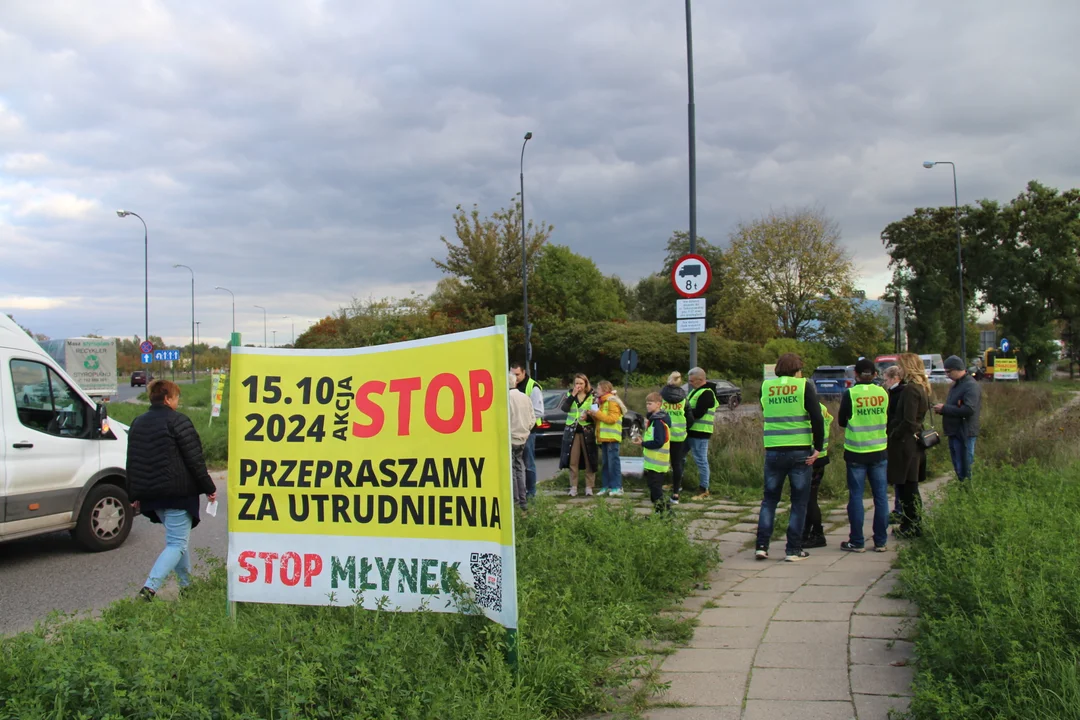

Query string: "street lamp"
[[520, 131, 533, 372], [116, 210, 149, 344], [253, 305, 267, 348], [283, 316, 293, 346], [173, 264, 196, 384], [215, 286, 236, 342], [272, 330, 277, 348], [922, 160, 967, 362], [195, 321, 200, 346]]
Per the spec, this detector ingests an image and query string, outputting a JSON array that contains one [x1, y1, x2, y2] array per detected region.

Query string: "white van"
[[0, 314, 132, 551], [920, 353, 950, 384]]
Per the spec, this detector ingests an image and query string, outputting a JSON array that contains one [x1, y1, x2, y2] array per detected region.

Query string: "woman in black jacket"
[[887, 357, 930, 538], [127, 380, 217, 600]]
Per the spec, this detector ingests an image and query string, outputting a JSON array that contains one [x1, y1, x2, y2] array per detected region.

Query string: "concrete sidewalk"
[[642, 478, 946, 720]]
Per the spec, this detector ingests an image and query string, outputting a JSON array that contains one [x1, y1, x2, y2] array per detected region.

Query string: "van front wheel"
[[74, 483, 132, 552]]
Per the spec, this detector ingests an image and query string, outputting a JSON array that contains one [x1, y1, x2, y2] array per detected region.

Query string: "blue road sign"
[[140, 341, 154, 354], [141, 353, 153, 364], [153, 349, 181, 362], [1000, 338, 1010, 353]]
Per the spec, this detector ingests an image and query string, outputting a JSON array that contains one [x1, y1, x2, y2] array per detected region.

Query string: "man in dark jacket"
[[127, 380, 217, 600], [934, 355, 982, 481]]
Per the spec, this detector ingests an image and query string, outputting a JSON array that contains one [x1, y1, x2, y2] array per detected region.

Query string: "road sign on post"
[[671, 254, 712, 299], [620, 348, 638, 398], [1000, 337, 1010, 353], [140, 341, 154, 354]]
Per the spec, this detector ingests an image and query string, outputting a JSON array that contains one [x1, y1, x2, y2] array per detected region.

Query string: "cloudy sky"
[[2, 0, 1078, 346]]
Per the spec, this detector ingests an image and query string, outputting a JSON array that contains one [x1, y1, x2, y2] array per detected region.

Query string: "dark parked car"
[[130, 370, 152, 387], [534, 390, 644, 452], [710, 379, 742, 410], [811, 365, 855, 398]]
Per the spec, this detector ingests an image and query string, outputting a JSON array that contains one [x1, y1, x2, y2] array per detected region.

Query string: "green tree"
[[296, 295, 464, 350], [529, 244, 626, 335], [729, 208, 855, 340]]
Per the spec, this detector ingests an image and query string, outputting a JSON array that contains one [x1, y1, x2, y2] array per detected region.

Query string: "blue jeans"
[[948, 435, 977, 481], [524, 433, 537, 498], [756, 449, 812, 556], [687, 437, 711, 490], [846, 459, 889, 548], [601, 443, 622, 490], [146, 508, 192, 591]]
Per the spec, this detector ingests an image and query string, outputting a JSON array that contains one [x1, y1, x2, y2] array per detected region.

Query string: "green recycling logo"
[[83, 354, 100, 370]]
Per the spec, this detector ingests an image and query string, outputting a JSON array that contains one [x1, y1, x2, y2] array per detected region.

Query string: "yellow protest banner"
[[226, 326, 517, 628]]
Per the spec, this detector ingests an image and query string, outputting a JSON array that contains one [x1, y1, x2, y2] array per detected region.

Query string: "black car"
[[130, 370, 149, 387], [534, 390, 644, 452], [711, 380, 742, 410]]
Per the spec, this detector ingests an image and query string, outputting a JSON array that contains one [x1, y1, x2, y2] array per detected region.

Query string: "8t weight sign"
[[671, 254, 712, 299]]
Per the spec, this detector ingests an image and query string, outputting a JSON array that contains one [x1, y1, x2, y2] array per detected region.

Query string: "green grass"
[[0, 497, 715, 719]]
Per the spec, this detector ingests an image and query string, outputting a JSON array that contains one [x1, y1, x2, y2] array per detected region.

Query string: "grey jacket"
[[941, 373, 982, 438]]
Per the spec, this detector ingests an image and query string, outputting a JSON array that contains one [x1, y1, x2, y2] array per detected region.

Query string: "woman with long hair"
[[559, 373, 598, 496], [890, 353, 931, 537]]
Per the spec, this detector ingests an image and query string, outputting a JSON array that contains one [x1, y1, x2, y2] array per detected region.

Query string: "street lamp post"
[[272, 330, 277, 348], [215, 286, 236, 343], [520, 131, 533, 372], [922, 160, 967, 362], [174, 264, 196, 385], [684, 0, 699, 370], [253, 305, 267, 348], [282, 316, 294, 346], [116, 210, 149, 343]]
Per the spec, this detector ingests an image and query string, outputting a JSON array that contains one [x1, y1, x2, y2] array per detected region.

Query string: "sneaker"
[[567, 486, 578, 497], [584, 487, 593, 497], [595, 489, 609, 497], [138, 586, 156, 602], [670, 496, 680, 506], [609, 488, 624, 497], [873, 545, 888, 553], [755, 545, 769, 560], [840, 541, 866, 553], [802, 533, 827, 549], [785, 550, 810, 562], [692, 490, 710, 501]]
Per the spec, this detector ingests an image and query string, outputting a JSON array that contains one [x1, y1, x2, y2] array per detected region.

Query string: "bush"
[[0, 499, 715, 719], [898, 462, 1080, 719]]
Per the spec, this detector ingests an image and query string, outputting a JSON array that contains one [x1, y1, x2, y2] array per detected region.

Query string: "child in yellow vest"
[[588, 380, 626, 496], [635, 392, 672, 513]]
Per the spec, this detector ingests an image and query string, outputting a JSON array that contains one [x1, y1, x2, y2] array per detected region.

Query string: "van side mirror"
[[95, 403, 114, 439]]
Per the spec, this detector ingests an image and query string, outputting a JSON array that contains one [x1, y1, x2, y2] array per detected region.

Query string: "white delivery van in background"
[[0, 314, 132, 551]]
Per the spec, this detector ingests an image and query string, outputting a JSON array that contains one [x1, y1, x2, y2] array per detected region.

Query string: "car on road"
[[1, 313, 132, 552], [712, 379, 743, 410], [811, 365, 855, 398], [130, 370, 151, 387], [534, 389, 644, 451]]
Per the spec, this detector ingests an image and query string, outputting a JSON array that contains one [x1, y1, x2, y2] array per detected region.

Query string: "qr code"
[[470, 552, 502, 612]]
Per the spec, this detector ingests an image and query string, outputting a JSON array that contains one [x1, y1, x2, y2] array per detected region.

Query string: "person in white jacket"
[[508, 372, 536, 510]]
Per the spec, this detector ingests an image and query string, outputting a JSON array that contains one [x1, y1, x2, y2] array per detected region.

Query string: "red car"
[[130, 370, 152, 387]]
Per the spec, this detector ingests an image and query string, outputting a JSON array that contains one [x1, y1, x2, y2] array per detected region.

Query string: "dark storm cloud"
[[0, 0, 1077, 343]]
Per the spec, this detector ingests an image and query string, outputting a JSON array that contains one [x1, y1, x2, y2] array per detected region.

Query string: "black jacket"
[[941, 373, 982, 438], [127, 404, 216, 502]]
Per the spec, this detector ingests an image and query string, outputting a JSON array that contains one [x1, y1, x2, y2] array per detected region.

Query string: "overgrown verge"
[[0, 499, 714, 719]]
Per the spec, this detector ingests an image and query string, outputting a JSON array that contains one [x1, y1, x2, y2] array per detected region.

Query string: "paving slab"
[[717, 591, 790, 609], [691, 624, 766, 649], [808, 571, 881, 588], [853, 595, 917, 616], [732, 576, 807, 593], [849, 638, 915, 666], [756, 563, 824, 579], [729, 522, 760, 533], [849, 614, 917, 640], [853, 693, 911, 718], [866, 570, 902, 596], [754, 641, 847, 669], [773, 601, 855, 622], [850, 665, 916, 696], [643, 707, 740, 720], [743, 699, 855, 720], [698, 606, 775, 627], [656, 671, 748, 706], [676, 595, 715, 613], [746, 667, 850, 701], [763, 620, 849, 645], [789, 584, 867, 603], [718, 531, 758, 543], [662, 648, 756, 673]]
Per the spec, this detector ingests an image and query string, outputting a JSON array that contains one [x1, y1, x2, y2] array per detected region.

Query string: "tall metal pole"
[[216, 286, 236, 340], [174, 264, 195, 384], [283, 316, 293, 346], [520, 131, 533, 371], [254, 305, 267, 347], [923, 161, 966, 362], [685, 0, 699, 370], [117, 211, 149, 343]]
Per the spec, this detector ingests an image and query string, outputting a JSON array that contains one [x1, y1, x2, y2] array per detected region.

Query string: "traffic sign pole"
[[672, 255, 711, 369]]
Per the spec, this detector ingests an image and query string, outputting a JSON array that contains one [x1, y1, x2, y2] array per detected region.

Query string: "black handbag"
[[918, 412, 940, 450]]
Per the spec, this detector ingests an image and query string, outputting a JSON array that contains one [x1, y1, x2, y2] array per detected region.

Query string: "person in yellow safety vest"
[[754, 353, 825, 562], [559, 373, 598, 496], [587, 380, 626, 497], [659, 371, 689, 505], [801, 402, 833, 549], [634, 392, 672, 514], [685, 367, 718, 500], [510, 361, 544, 502], [838, 357, 890, 553]]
